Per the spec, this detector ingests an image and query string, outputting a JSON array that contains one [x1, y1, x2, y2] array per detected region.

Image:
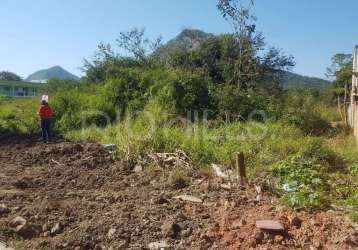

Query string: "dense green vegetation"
[[0, 0, 356, 217]]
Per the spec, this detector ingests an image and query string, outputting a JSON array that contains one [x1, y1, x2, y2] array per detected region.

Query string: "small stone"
[[148, 241, 169, 249], [274, 235, 284, 244], [50, 223, 62, 235], [256, 220, 284, 231], [15, 223, 41, 239], [290, 216, 302, 228], [173, 195, 202, 203], [181, 227, 192, 237], [161, 220, 181, 239], [312, 238, 322, 248], [220, 184, 231, 190], [107, 227, 116, 239], [43, 231, 50, 237], [133, 165, 143, 172], [9, 216, 40, 239], [231, 221, 241, 230], [0, 204, 10, 215], [42, 223, 50, 232], [154, 194, 168, 204], [240, 219, 247, 226], [255, 231, 264, 245], [9, 216, 26, 228]]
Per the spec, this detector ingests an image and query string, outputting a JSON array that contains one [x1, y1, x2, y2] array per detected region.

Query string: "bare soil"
[[0, 135, 357, 249]]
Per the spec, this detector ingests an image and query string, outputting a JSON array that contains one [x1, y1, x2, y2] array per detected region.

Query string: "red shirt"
[[38, 105, 54, 120]]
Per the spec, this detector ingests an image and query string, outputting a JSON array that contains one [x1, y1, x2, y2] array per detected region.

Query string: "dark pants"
[[41, 119, 51, 142]]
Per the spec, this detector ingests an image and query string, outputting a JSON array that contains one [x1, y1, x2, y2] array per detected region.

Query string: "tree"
[[326, 53, 352, 79], [217, 0, 261, 88], [327, 53, 353, 127], [116, 28, 162, 62], [82, 28, 162, 83], [216, 0, 294, 90], [0, 71, 22, 81]]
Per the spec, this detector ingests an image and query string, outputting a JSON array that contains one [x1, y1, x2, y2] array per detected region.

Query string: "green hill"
[[154, 29, 214, 59], [26, 66, 79, 82], [281, 71, 330, 89]]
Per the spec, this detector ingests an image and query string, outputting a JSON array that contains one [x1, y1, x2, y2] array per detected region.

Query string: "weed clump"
[[272, 155, 331, 209]]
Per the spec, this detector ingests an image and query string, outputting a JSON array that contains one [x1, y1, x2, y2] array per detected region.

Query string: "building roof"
[[0, 80, 42, 88]]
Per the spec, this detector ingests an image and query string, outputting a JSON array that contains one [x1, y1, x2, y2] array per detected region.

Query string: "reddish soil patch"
[[0, 136, 356, 249]]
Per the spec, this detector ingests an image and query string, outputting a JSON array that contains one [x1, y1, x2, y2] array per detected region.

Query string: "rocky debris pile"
[[15, 142, 114, 169], [0, 138, 357, 249], [8, 216, 41, 239], [148, 150, 193, 169]]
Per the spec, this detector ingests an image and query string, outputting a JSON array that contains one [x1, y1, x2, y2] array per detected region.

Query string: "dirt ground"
[[0, 135, 357, 249]]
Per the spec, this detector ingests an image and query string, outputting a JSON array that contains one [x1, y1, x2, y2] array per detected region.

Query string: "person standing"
[[37, 100, 54, 143]]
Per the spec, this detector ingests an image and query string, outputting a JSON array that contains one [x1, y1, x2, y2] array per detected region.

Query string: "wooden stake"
[[236, 152, 246, 185]]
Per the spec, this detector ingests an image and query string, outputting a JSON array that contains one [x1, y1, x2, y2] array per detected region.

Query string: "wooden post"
[[236, 152, 246, 185]]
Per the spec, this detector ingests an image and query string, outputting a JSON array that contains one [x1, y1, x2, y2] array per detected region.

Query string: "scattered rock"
[[16, 223, 41, 239], [255, 231, 265, 244], [9, 216, 26, 228], [133, 165, 143, 172], [275, 235, 284, 244], [290, 216, 302, 228], [107, 227, 116, 239], [231, 219, 245, 230], [312, 237, 322, 249], [43, 231, 50, 237], [256, 220, 284, 232], [220, 184, 232, 190], [0, 204, 10, 215], [102, 144, 117, 152], [211, 164, 229, 179], [161, 220, 181, 239], [173, 195, 202, 203], [181, 227, 192, 237], [148, 241, 169, 249], [12, 207, 20, 212], [50, 223, 62, 236], [42, 223, 50, 232], [153, 193, 169, 204]]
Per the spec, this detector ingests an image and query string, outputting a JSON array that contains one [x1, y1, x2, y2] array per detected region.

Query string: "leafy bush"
[[280, 88, 333, 135], [272, 155, 331, 209]]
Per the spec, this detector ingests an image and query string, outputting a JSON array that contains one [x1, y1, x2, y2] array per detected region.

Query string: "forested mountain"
[[154, 29, 214, 59], [281, 71, 330, 88], [26, 66, 79, 83]]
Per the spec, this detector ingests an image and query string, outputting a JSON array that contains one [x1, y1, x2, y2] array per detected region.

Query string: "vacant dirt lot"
[[0, 135, 357, 249]]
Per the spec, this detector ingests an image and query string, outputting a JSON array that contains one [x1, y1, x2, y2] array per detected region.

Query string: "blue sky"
[[0, 0, 357, 79]]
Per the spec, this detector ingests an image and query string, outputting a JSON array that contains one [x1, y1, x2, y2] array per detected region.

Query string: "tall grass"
[[0, 97, 39, 134], [65, 102, 358, 211]]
